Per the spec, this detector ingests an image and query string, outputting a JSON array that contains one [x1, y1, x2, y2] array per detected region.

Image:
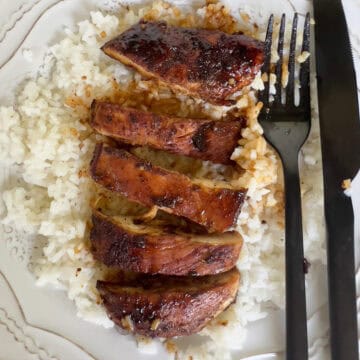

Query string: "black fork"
[[259, 13, 311, 360]]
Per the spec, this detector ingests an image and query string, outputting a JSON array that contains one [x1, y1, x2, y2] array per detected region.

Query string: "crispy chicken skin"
[[101, 21, 264, 105], [90, 143, 246, 232], [97, 268, 240, 337], [90, 100, 245, 164], [90, 210, 243, 276]]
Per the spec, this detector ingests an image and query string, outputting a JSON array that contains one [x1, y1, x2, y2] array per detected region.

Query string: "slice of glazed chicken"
[[97, 268, 240, 338], [91, 210, 243, 276], [90, 100, 245, 164], [90, 143, 246, 232], [101, 20, 264, 105]]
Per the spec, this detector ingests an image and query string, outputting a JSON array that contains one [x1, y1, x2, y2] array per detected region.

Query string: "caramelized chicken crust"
[[97, 268, 240, 337], [102, 20, 264, 105], [90, 100, 245, 164], [91, 210, 243, 276], [90, 143, 246, 232]]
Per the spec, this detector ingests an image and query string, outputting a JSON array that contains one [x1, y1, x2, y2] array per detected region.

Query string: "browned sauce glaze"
[[101, 20, 264, 105], [97, 268, 240, 337], [90, 143, 246, 232], [90, 100, 245, 164], [90, 210, 243, 276]]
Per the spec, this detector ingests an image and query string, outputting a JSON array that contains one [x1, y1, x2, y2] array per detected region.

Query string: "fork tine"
[[259, 14, 274, 107], [299, 13, 311, 108], [286, 13, 298, 105], [274, 14, 286, 105]]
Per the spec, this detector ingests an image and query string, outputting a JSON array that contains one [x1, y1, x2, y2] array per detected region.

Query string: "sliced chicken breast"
[[101, 20, 264, 105], [97, 268, 240, 337], [90, 210, 243, 276], [90, 143, 246, 232], [90, 100, 245, 164]]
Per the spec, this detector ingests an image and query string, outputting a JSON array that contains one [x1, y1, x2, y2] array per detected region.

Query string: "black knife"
[[313, 0, 360, 359]]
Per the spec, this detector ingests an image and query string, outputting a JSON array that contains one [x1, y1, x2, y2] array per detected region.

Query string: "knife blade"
[[313, 0, 360, 359]]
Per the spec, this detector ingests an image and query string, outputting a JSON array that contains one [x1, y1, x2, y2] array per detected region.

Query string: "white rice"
[[0, 1, 325, 359]]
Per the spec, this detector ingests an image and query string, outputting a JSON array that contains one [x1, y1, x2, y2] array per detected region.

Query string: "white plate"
[[0, 1, 359, 359]]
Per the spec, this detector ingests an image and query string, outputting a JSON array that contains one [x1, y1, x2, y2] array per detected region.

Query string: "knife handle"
[[326, 192, 359, 360]]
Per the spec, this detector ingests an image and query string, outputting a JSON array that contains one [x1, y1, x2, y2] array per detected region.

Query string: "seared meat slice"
[[97, 268, 240, 337], [101, 21, 264, 105], [90, 100, 244, 164], [91, 210, 243, 276], [90, 143, 246, 232]]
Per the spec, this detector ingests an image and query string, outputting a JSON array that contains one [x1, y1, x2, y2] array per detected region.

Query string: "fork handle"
[[282, 157, 308, 360]]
